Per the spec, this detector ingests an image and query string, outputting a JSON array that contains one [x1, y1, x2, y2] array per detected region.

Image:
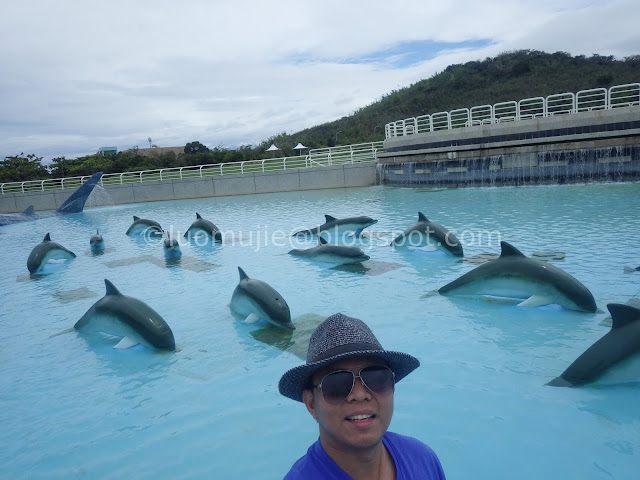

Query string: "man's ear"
[[302, 389, 317, 420]]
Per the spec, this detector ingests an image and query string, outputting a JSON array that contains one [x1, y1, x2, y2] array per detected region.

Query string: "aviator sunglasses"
[[313, 365, 396, 405]]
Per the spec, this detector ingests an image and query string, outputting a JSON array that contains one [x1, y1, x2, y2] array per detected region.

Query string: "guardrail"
[[385, 82, 640, 138], [0, 142, 382, 195]]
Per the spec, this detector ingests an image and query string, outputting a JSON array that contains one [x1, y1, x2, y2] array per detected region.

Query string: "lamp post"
[[335, 131, 342, 144]]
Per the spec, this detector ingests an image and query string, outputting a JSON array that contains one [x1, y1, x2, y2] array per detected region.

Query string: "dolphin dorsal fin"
[[133, 216, 140, 221], [318, 236, 328, 245], [104, 279, 122, 296], [607, 303, 640, 329], [196, 213, 202, 219], [500, 241, 526, 258], [22, 206, 35, 215], [238, 267, 249, 281], [324, 215, 337, 222], [43, 233, 51, 242], [418, 212, 428, 222]]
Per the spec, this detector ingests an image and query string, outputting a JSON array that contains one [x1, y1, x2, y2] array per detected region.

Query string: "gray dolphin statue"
[[230, 267, 294, 330], [163, 236, 182, 259], [184, 212, 222, 242], [438, 241, 597, 312], [74, 279, 175, 350], [288, 236, 370, 265], [0, 172, 103, 227], [292, 214, 378, 239], [27, 233, 76, 274], [391, 212, 463, 256], [547, 303, 640, 387], [125, 216, 164, 236], [90, 229, 105, 252]]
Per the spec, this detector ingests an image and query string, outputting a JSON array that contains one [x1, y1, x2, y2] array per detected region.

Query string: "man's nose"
[[347, 375, 371, 401]]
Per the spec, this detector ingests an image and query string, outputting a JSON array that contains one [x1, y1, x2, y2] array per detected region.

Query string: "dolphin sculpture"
[[163, 236, 182, 259], [125, 216, 163, 236], [90, 229, 105, 252], [0, 171, 104, 227], [74, 279, 175, 350], [292, 214, 378, 239], [230, 267, 294, 330], [438, 241, 597, 312], [391, 212, 463, 256], [184, 212, 222, 242], [27, 233, 76, 274], [547, 303, 640, 387], [289, 236, 370, 265]]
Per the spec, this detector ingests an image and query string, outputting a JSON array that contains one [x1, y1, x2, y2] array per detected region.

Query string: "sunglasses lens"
[[319, 366, 395, 404], [361, 366, 395, 396], [321, 371, 354, 404]]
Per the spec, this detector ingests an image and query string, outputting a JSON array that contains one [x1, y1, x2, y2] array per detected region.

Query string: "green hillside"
[[271, 49, 640, 150]]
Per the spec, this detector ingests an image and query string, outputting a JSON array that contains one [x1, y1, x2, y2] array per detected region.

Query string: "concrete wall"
[[0, 162, 377, 213], [378, 106, 640, 187], [382, 106, 640, 156]]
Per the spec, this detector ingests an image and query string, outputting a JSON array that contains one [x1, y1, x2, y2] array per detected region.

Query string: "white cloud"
[[0, 0, 638, 162]]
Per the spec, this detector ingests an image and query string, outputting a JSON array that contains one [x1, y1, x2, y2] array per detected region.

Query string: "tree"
[[49, 156, 67, 177], [184, 141, 210, 154], [0, 153, 49, 182]]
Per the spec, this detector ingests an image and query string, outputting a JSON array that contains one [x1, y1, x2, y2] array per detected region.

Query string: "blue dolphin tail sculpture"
[[0, 171, 103, 226], [55, 171, 104, 214]]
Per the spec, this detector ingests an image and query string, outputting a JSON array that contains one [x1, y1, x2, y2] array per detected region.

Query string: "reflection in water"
[[164, 256, 182, 268], [330, 260, 404, 276], [460, 251, 566, 265], [250, 313, 326, 360], [52, 286, 99, 304]]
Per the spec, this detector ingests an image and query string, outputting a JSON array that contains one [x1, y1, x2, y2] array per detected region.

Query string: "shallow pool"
[[1, 183, 639, 479]]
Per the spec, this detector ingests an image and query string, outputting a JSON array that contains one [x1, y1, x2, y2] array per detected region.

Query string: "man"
[[279, 313, 446, 479]]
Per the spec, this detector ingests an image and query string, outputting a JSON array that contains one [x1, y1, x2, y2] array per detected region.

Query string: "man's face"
[[302, 356, 394, 454]]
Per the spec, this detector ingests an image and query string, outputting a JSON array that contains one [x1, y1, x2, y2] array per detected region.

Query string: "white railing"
[[385, 82, 640, 138], [0, 142, 382, 195]]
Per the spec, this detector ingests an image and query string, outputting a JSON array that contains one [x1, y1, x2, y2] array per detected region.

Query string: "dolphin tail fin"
[[56, 171, 104, 214], [114, 336, 140, 349], [22, 205, 36, 216], [607, 303, 640, 329], [546, 377, 573, 387]]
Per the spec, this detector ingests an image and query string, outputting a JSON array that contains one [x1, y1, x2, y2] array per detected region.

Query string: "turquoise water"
[[1, 183, 639, 479]]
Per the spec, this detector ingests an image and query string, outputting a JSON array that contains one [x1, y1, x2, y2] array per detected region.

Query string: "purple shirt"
[[284, 431, 446, 479]]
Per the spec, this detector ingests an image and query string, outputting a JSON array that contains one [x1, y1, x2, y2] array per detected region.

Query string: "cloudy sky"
[[1, 0, 638, 163]]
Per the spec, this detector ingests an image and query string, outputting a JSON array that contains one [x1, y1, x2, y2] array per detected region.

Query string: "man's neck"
[[320, 435, 396, 480]]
